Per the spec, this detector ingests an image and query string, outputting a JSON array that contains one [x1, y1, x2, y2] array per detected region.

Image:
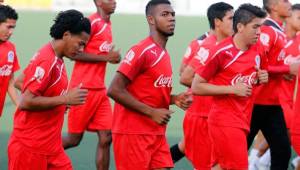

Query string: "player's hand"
[[149, 108, 174, 125], [232, 82, 252, 97], [64, 86, 88, 105], [256, 67, 268, 84], [174, 92, 193, 110], [289, 63, 300, 76], [107, 45, 121, 64]]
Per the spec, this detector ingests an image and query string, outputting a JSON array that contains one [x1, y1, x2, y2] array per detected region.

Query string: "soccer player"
[[170, 31, 209, 163], [247, 0, 295, 169], [178, 2, 234, 169], [62, 1, 120, 169], [192, 4, 268, 170], [8, 10, 90, 170], [107, 0, 192, 169], [0, 5, 19, 117]]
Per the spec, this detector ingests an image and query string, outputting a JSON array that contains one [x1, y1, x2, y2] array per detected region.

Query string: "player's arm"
[[107, 72, 173, 125], [14, 73, 24, 91], [18, 87, 88, 111], [180, 65, 195, 87], [7, 74, 18, 106], [70, 46, 121, 64]]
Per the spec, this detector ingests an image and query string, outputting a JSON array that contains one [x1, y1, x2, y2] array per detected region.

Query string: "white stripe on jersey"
[[211, 44, 233, 59], [91, 18, 101, 26], [49, 64, 64, 88], [95, 23, 107, 36], [138, 43, 156, 58], [151, 51, 166, 67], [224, 50, 245, 69], [284, 39, 293, 49]]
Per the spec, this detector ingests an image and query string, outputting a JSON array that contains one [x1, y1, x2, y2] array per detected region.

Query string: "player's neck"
[[150, 32, 167, 49], [233, 34, 249, 51], [269, 12, 285, 26], [97, 9, 110, 22], [285, 24, 297, 39], [50, 40, 63, 58], [213, 29, 228, 43]]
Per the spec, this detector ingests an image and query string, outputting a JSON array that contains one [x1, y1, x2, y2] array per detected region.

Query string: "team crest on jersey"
[[260, 33, 270, 46], [184, 47, 191, 58], [7, 51, 14, 63], [123, 50, 135, 65], [196, 47, 209, 65], [255, 55, 261, 69], [34, 66, 45, 83]]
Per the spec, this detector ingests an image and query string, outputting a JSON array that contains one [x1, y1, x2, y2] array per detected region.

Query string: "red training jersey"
[[70, 12, 113, 89], [197, 37, 266, 131], [0, 41, 19, 116], [112, 37, 173, 135], [10, 43, 68, 155]]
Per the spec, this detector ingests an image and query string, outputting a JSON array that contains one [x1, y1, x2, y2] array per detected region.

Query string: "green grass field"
[[0, 11, 296, 170], [0, 11, 209, 169]]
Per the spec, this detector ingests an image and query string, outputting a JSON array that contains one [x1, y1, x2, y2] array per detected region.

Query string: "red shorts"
[[8, 140, 72, 170], [68, 89, 112, 133], [208, 124, 248, 170], [291, 133, 300, 155], [112, 133, 174, 170], [280, 99, 293, 129], [183, 113, 211, 170]]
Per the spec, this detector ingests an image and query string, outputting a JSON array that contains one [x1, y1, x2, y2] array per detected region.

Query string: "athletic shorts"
[[112, 133, 174, 170], [8, 139, 72, 170], [68, 89, 112, 133], [208, 124, 248, 170], [183, 113, 211, 170]]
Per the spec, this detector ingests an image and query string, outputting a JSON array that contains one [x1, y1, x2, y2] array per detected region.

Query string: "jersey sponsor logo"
[[33, 66, 45, 83], [195, 47, 209, 65], [150, 49, 157, 56], [231, 72, 258, 86], [284, 55, 300, 65], [225, 50, 233, 57], [184, 47, 191, 58], [99, 41, 113, 52], [154, 74, 172, 88], [0, 64, 13, 76], [260, 33, 270, 46], [123, 49, 135, 65], [7, 51, 14, 63]]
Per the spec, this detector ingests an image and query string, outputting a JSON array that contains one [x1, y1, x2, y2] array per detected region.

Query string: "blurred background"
[[0, 0, 298, 169]]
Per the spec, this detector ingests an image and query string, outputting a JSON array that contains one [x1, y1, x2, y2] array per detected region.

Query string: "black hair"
[[0, 5, 18, 23], [263, 0, 278, 13], [145, 0, 171, 15], [50, 9, 91, 39], [207, 2, 233, 29], [292, 4, 300, 11], [233, 3, 267, 33]]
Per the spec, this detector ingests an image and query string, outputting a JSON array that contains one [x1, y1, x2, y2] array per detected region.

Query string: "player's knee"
[[67, 135, 83, 147]]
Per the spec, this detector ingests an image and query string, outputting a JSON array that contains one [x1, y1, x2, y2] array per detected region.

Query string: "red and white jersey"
[[186, 34, 218, 117], [112, 37, 172, 135], [11, 43, 68, 155], [197, 37, 266, 131], [279, 35, 300, 115], [70, 13, 113, 89], [181, 32, 209, 65], [254, 18, 288, 105], [0, 41, 19, 116], [292, 67, 300, 134]]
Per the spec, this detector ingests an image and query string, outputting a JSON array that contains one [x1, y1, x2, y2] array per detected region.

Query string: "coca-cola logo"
[[284, 55, 300, 65], [99, 41, 113, 52], [231, 72, 258, 86], [0, 64, 13, 76], [154, 74, 172, 87]]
